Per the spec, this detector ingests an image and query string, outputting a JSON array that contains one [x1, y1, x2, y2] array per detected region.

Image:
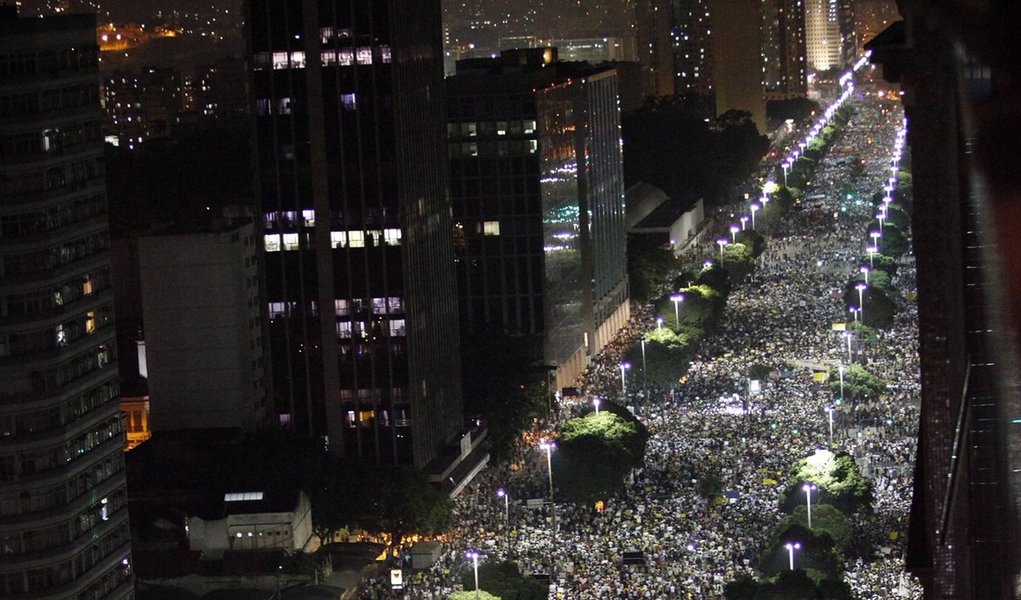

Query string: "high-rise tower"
[[0, 8, 134, 599], [247, 0, 463, 467]]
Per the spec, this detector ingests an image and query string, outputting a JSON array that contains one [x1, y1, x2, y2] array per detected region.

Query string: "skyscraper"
[[804, 0, 841, 71], [634, 0, 677, 98], [0, 8, 134, 599], [711, 0, 766, 131], [761, 0, 808, 100], [247, 0, 463, 467], [669, 0, 714, 96], [447, 50, 630, 392]]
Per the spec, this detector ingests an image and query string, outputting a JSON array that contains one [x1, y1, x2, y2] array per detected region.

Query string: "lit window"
[[483, 221, 501, 236], [86, 311, 95, 334], [282, 233, 299, 251], [224, 492, 264, 502], [302, 209, 315, 226], [268, 302, 286, 318], [290, 51, 306, 68], [356, 47, 373, 64], [331, 231, 347, 248], [496, 121, 507, 135], [348, 231, 365, 248], [272, 52, 288, 70], [529, 139, 538, 153], [82, 276, 93, 295], [345, 410, 356, 427], [277, 97, 292, 115], [389, 319, 406, 337], [380, 46, 392, 63], [384, 228, 402, 245], [387, 297, 403, 314], [359, 410, 375, 423], [264, 234, 280, 252], [372, 298, 387, 314], [341, 93, 356, 110], [336, 321, 352, 338], [524, 120, 537, 134], [335, 299, 349, 316]]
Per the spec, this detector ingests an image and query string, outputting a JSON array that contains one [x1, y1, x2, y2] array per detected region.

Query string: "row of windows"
[[251, 47, 391, 71], [4, 269, 108, 318], [0, 195, 106, 239], [446, 120, 537, 138], [0, 121, 102, 159], [0, 157, 103, 197], [0, 45, 98, 79], [1, 231, 109, 278], [0, 84, 100, 118], [263, 229, 401, 251], [263, 209, 398, 229], [268, 297, 403, 319], [0, 489, 126, 556], [0, 522, 129, 596], [0, 414, 122, 483], [336, 319, 405, 338], [0, 306, 112, 358], [28, 343, 116, 395], [448, 140, 538, 158], [0, 452, 122, 519], [0, 380, 118, 442]]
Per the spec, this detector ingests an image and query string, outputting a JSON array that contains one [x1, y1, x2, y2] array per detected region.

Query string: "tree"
[[781, 504, 853, 550], [552, 407, 649, 503], [628, 235, 677, 303], [624, 329, 692, 387], [829, 364, 886, 403], [781, 450, 873, 515], [859, 252, 897, 277], [460, 561, 546, 600], [735, 229, 767, 257], [672, 284, 726, 336], [722, 242, 756, 280], [759, 523, 842, 577], [449, 591, 501, 600], [766, 98, 821, 122], [369, 468, 453, 547], [843, 279, 897, 329], [693, 264, 732, 296], [877, 223, 911, 257]]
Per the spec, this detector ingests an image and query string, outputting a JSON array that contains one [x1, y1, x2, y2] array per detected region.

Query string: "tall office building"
[[867, 4, 1021, 598], [0, 9, 134, 599], [804, 0, 841, 71], [634, 0, 676, 98], [247, 0, 463, 467], [447, 49, 630, 391], [761, 0, 808, 100], [711, 0, 766, 131], [669, 0, 714, 95]]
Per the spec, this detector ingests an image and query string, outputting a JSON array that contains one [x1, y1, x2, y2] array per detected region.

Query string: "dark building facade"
[[634, 0, 676, 98], [447, 50, 630, 391], [247, 0, 463, 467], [868, 3, 1021, 598], [669, 0, 714, 96], [761, 0, 808, 100], [0, 9, 134, 599]]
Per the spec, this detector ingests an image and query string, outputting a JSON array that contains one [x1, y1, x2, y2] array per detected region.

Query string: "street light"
[[730, 224, 739, 243], [466, 551, 481, 599], [670, 294, 684, 325], [716, 238, 729, 263], [866, 245, 878, 268], [656, 317, 663, 333], [838, 363, 845, 404], [740, 216, 749, 230], [593, 397, 601, 415], [539, 441, 555, 497], [619, 362, 631, 398], [859, 265, 869, 284], [782, 161, 790, 186], [849, 305, 858, 324], [844, 331, 853, 360], [785, 542, 802, 571], [802, 483, 818, 528], [640, 339, 647, 394], [855, 283, 867, 323], [825, 405, 835, 443], [750, 202, 760, 229], [496, 488, 509, 521]]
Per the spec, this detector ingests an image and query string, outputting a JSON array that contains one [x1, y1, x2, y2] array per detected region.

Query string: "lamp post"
[[859, 265, 869, 284], [838, 363, 845, 404], [869, 231, 881, 248], [619, 362, 631, 399], [825, 405, 835, 443], [866, 245, 878, 268], [782, 161, 790, 186], [466, 551, 480, 599], [785, 542, 802, 571], [496, 488, 509, 521], [593, 397, 601, 415], [855, 283, 867, 323], [750, 202, 760, 229], [845, 331, 853, 361], [802, 483, 818, 528], [716, 238, 728, 263], [730, 224, 739, 244], [670, 294, 684, 325], [539, 440, 556, 577], [656, 317, 663, 333], [849, 305, 858, 324], [640, 339, 647, 396], [740, 216, 749, 231]]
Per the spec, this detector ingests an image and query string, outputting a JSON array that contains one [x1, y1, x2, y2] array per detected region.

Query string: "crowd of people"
[[359, 74, 923, 599]]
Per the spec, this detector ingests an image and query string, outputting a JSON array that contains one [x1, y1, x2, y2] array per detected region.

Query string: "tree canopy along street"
[[360, 64, 922, 600]]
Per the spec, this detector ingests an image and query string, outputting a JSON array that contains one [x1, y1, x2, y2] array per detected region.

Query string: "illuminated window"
[[389, 319, 406, 337], [341, 93, 356, 110], [302, 209, 315, 226], [359, 410, 375, 423], [387, 297, 403, 313], [380, 46, 392, 63], [345, 411, 356, 427], [282, 233, 299, 251], [336, 321, 352, 338], [224, 492, 263, 502], [348, 230, 365, 248], [85, 311, 95, 334], [496, 121, 507, 135], [483, 221, 501, 236], [289, 51, 305, 68], [268, 302, 286, 318], [383, 228, 402, 245], [272, 52, 288, 70], [356, 47, 373, 64], [371, 298, 387, 314], [264, 234, 281, 252], [524, 120, 537, 134], [529, 140, 538, 153], [335, 299, 349, 316], [82, 276, 93, 295], [331, 231, 347, 248]]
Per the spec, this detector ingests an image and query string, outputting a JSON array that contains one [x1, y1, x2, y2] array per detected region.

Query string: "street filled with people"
[[360, 69, 922, 599]]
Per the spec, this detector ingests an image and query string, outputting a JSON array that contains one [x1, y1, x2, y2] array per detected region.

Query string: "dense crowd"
[[359, 75, 922, 599]]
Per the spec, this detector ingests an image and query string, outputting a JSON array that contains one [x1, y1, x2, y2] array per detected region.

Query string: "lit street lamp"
[[593, 397, 601, 415], [656, 317, 663, 333], [849, 305, 859, 324], [465, 551, 480, 599], [825, 405, 835, 443], [866, 245, 878, 268], [750, 202, 760, 229], [496, 488, 509, 521], [740, 216, 749, 230], [838, 363, 845, 404], [716, 238, 729, 263], [844, 331, 853, 360], [802, 483, 818, 528], [730, 224, 739, 243], [670, 294, 684, 325], [785, 542, 802, 570], [855, 283, 867, 322], [859, 265, 869, 284], [619, 362, 631, 398]]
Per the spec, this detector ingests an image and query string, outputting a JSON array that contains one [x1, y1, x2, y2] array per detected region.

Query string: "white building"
[[805, 0, 842, 71], [138, 221, 267, 432], [626, 182, 706, 254], [187, 490, 313, 559]]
